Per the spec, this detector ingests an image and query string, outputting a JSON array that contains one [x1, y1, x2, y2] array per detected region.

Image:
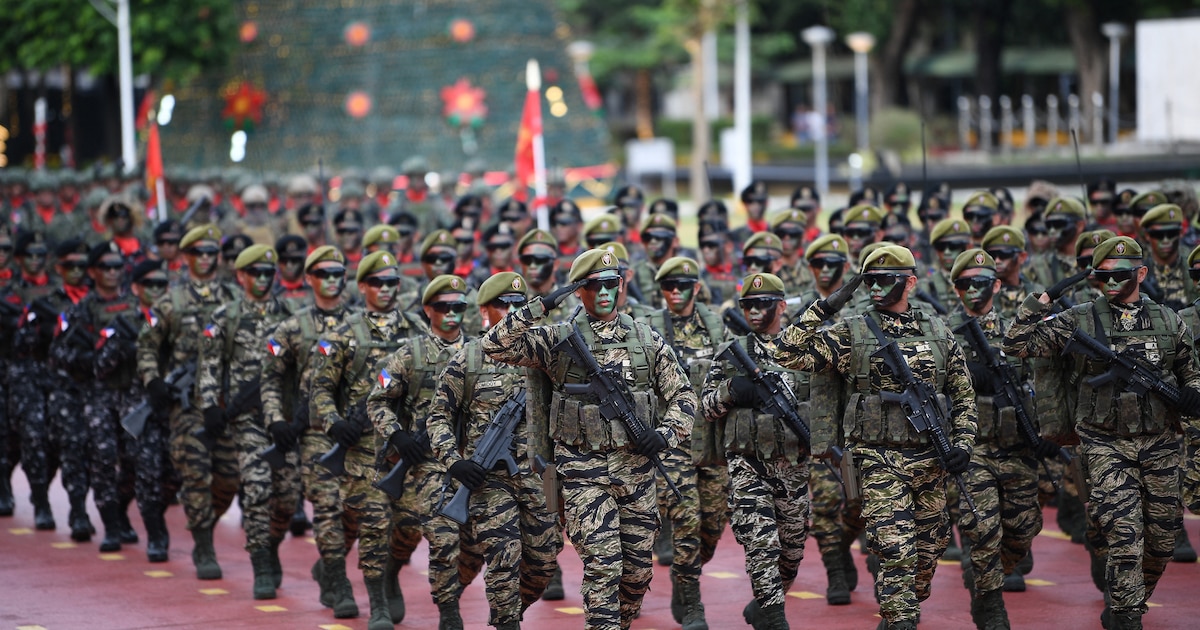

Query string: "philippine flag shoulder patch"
[[318, 339, 333, 356], [378, 369, 392, 389], [203, 323, 217, 338], [267, 338, 283, 356]]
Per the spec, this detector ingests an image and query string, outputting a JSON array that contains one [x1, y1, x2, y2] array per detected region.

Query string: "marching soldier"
[[273, 234, 312, 310], [839, 204, 886, 263], [517, 228, 580, 323], [770, 209, 815, 298], [1138, 203, 1195, 311], [979, 226, 1044, 320], [731, 181, 769, 248], [920, 217, 972, 315], [632, 214, 680, 310], [1029, 197, 1087, 288], [961, 192, 1000, 246]]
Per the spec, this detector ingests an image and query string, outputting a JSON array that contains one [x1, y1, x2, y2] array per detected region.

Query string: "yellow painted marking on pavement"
[[704, 571, 739, 579], [1147, 602, 1161, 608], [787, 591, 824, 600], [1038, 529, 1072, 540], [199, 588, 229, 595], [555, 607, 585, 615], [1025, 579, 1056, 587], [305, 537, 317, 545], [17, 626, 48, 630], [99, 553, 125, 561], [256, 605, 288, 612], [937, 559, 959, 566], [51, 542, 77, 549], [1184, 513, 1199, 520], [144, 570, 173, 578], [9, 528, 33, 535], [319, 625, 355, 630]]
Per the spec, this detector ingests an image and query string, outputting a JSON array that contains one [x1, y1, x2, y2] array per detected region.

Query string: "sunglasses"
[[743, 256, 778, 269], [1146, 228, 1181, 241], [245, 202, 268, 211], [489, 295, 528, 308], [455, 236, 475, 246], [552, 218, 577, 227], [95, 261, 125, 271], [1188, 268, 1200, 281], [110, 209, 132, 219], [920, 212, 947, 223], [699, 240, 722, 250], [363, 276, 401, 289], [60, 260, 88, 270], [864, 273, 911, 289], [243, 266, 277, 279], [842, 227, 875, 240], [585, 237, 616, 249], [429, 301, 468, 314], [953, 276, 996, 291], [739, 296, 782, 311], [643, 232, 673, 242], [335, 227, 362, 235], [963, 210, 994, 222], [1026, 227, 1048, 237], [485, 241, 514, 251], [1076, 256, 1094, 269], [281, 256, 305, 265], [187, 246, 220, 257], [934, 240, 969, 253], [308, 267, 346, 280], [500, 213, 526, 222], [1112, 208, 1144, 218], [660, 279, 695, 292], [138, 278, 170, 289], [775, 227, 805, 239], [1044, 218, 1073, 231], [422, 253, 456, 265], [23, 251, 48, 259], [157, 238, 181, 246], [1092, 268, 1141, 284], [808, 256, 847, 270], [395, 227, 415, 237], [583, 277, 622, 291], [985, 248, 1020, 261], [520, 254, 555, 266], [300, 219, 324, 227]]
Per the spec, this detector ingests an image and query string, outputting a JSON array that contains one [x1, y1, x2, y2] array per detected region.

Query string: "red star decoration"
[[222, 81, 267, 131], [440, 78, 488, 128]]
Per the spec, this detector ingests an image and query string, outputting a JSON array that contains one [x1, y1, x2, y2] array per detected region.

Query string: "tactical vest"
[[648, 305, 724, 465], [396, 333, 458, 433], [1072, 299, 1180, 437], [461, 341, 529, 457], [547, 312, 657, 452], [168, 282, 227, 364], [336, 312, 408, 414], [720, 334, 809, 464], [947, 310, 1029, 449], [844, 310, 952, 447], [88, 294, 139, 388]]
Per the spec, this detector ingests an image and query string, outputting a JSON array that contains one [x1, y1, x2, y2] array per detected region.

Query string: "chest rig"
[[722, 334, 810, 464], [649, 304, 723, 464], [948, 310, 1029, 448]]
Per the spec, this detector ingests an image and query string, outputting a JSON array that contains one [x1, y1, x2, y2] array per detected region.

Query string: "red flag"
[[513, 88, 542, 202], [146, 122, 164, 211]]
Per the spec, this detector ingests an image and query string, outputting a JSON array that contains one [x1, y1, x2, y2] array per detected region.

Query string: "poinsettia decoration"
[[222, 81, 267, 132], [440, 78, 487, 129]]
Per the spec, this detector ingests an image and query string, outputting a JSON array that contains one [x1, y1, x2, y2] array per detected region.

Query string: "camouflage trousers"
[[958, 446, 1042, 593], [655, 445, 702, 585], [392, 458, 480, 604], [49, 371, 90, 501], [809, 463, 866, 557], [84, 384, 140, 511], [857, 445, 950, 625], [230, 413, 301, 551], [1184, 424, 1200, 515], [132, 399, 176, 512], [168, 405, 239, 530], [696, 464, 731, 566], [728, 454, 810, 608], [558, 443, 657, 630], [1082, 431, 1181, 615], [298, 430, 355, 560], [10, 360, 58, 489], [460, 470, 562, 625]]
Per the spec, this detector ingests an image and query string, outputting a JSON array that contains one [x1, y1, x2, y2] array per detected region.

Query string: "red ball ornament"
[[449, 19, 475, 43], [345, 22, 370, 47], [346, 92, 372, 118]]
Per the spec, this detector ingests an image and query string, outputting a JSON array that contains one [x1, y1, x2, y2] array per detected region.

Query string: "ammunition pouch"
[[847, 391, 950, 448]]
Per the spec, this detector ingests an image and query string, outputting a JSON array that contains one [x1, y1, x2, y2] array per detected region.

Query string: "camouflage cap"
[[950, 248, 996, 281], [422, 274, 468, 304], [805, 234, 850, 261], [370, 166, 396, 187], [597, 241, 630, 265], [339, 180, 366, 199], [1044, 197, 1086, 219], [1188, 243, 1200, 268], [305, 245, 346, 273], [739, 273, 785, 298], [1091, 236, 1143, 268], [29, 172, 57, 191], [478, 272, 528, 305], [568, 248, 622, 282], [768, 208, 808, 230], [862, 245, 917, 271], [420, 230, 456, 257], [1074, 230, 1116, 258], [234, 245, 277, 270], [962, 191, 999, 212], [1130, 190, 1168, 213], [582, 214, 622, 240], [842, 204, 886, 226], [356, 250, 399, 282], [742, 231, 783, 254], [1140, 203, 1185, 228], [654, 256, 700, 282], [275, 235, 307, 258], [180, 224, 222, 249], [639, 213, 677, 236], [929, 218, 971, 244], [517, 228, 557, 252], [980, 225, 1026, 251], [363, 224, 400, 248]]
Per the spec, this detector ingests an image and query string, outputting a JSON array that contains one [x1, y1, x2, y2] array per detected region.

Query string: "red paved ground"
[[1, 467, 1197, 629]]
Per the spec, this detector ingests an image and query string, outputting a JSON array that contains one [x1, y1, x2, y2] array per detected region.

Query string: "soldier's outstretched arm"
[[647, 330, 696, 449], [365, 347, 413, 440], [775, 301, 852, 375], [196, 309, 226, 411], [427, 348, 468, 467], [1002, 293, 1078, 359], [481, 298, 557, 371], [136, 298, 172, 385]]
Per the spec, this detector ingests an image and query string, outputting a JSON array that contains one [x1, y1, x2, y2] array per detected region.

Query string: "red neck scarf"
[[406, 188, 427, 203], [279, 277, 304, 291], [706, 262, 733, 276], [36, 205, 56, 225], [22, 271, 49, 286], [747, 219, 768, 233], [114, 235, 141, 256], [65, 283, 89, 304]]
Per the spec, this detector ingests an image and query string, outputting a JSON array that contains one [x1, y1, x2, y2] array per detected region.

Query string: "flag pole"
[[527, 59, 549, 232]]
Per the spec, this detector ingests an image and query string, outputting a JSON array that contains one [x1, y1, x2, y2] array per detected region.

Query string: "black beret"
[[275, 235, 307, 258], [388, 210, 418, 228], [14, 230, 47, 256], [221, 234, 253, 254], [333, 208, 364, 227], [87, 241, 122, 267], [56, 237, 89, 258], [131, 260, 167, 283], [153, 220, 183, 240], [613, 185, 644, 205]]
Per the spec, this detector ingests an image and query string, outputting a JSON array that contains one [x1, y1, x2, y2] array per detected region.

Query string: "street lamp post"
[[845, 32, 875, 153], [802, 25, 835, 199], [1101, 22, 1128, 145]]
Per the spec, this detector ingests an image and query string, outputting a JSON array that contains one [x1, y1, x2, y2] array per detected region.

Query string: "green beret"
[[1044, 197, 1086, 219], [1075, 230, 1116, 257], [843, 204, 885, 226], [1140, 203, 1185, 228], [805, 234, 850, 261], [582, 215, 622, 240], [180, 224, 222, 249], [568, 248, 622, 283], [862, 245, 917, 271], [1091, 236, 1143, 268], [597, 241, 630, 264], [857, 242, 889, 269], [234, 245, 277, 270], [422, 274, 468, 304], [420, 230, 456, 257], [639, 213, 677, 235], [363, 224, 400, 248], [743, 232, 783, 254], [478, 272, 528, 305], [305, 245, 346, 273], [768, 208, 808, 230], [980, 226, 1026, 251], [962, 191, 999, 211], [654, 257, 700, 282], [950, 248, 996, 281], [739, 273, 785, 298], [929, 218, 971, 244], [1130, 191, 1168, 212], [517, 228, 558, 252], [356, 250, 399, 282], [1188, 243, 1200, 268]]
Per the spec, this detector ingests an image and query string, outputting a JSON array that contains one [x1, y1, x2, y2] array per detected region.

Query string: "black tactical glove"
[[634, 429, 668, 456], [147, 378, 173, 411], [203, 407, 226, 438], [818, 273, 864, 313], [268, 421, 296, 452], [944, 447, 970, 475], [448, 459, 487, 491], [388, 429, 426, 462], [729, 376, 757, 407], [1045, 269, 1091, 302], [327, 421, 360, 449], [544, 281, 583, 310], [1034, 438, 1062, 460]]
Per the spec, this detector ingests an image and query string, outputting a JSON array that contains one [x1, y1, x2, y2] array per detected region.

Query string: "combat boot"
[[98, 503, 124, 552], [323, 557, 359, 618], [677, 579, 708, 630], [1002, 567, 1025, 592], [495, 621, 520, 630], [1056, 488, 1087, 544], [313, 558, 334, 607], [840, 540, 859, 591], [437, 599, 463, 630], [250, 547, 276, 599], [1112, 611, 1142, 630], [67, 494, 92, 540], [1173, 527, 1197, 563], [191, 526, 222, 580], [743, 599, 762, 626], [383, 554, 406, 622], [1016, 549, 1033, 576], [670, 575, 685, 623], [972, 588, 1010, 630], [268, 536, 283, 588], [30, 484, 55, 531], [142, 503, 169, 563], [654, 518, 674, 566], [364, 577, 392, 630], [755, 603, 789, 630], [541, 566, 564, 601], [117, 501, 139, 544], [822, 549, 851, 605], [0, 473, 14, 516]]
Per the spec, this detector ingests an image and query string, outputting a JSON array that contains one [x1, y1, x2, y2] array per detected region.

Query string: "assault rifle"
[[262, 396, 310, 471], [864, 316, 978, 516], [953, 317, 1071, 462], [1063, 324, 1200, 416], [374, 430, 431, 499], [318, 399, 368, 476], [122, 361, 197, 438], [551, 324, 682, 500], [438, 389, 527, 524]]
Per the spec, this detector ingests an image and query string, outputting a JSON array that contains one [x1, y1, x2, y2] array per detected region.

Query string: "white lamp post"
[[1101, 22, 1128, 145], [845, 32, 875, 152], [802, 25, 835, 198]]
